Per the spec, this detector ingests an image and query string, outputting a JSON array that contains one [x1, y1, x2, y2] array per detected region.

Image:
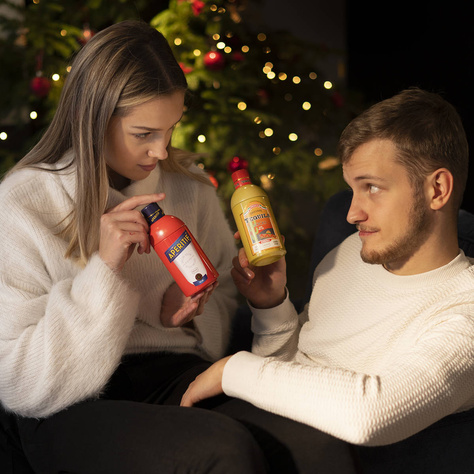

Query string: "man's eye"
[[369, 184, 380, 194]]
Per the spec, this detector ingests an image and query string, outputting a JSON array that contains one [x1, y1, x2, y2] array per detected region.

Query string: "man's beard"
[[360, 189, 432, 266]]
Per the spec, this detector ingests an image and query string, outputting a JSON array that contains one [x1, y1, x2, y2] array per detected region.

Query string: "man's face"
[[343, 139, 433, 274]]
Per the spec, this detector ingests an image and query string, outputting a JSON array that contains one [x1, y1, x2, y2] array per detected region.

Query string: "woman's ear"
[[427, 168, 454, 210]]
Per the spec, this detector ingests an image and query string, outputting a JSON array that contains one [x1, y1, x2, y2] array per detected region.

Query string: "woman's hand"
[[180, 356, 231, 407], [231, 231, 287, 309], [160, 281, 218, 327], [99, 193, 165, 272]]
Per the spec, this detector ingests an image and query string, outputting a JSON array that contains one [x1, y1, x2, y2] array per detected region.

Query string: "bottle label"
[[165, 230, 209, 286], [241, 201, 281, 255]]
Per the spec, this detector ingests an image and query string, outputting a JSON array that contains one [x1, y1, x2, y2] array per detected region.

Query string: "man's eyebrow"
[[352, 174, 389, 182]]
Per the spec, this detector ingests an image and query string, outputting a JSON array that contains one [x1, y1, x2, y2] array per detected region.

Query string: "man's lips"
[[357, 226, 378, 236]]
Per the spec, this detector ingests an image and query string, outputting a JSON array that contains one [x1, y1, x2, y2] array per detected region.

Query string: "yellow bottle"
[[231, 169, 286, 266]]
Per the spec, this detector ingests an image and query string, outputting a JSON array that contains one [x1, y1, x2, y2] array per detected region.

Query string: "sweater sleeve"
[[250, 292, 302, 360], [0, 180, 140, 417], [222, 310, 474, 446]]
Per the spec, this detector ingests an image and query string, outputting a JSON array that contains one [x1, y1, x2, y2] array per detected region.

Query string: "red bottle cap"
[[232, 169, 251, 189]]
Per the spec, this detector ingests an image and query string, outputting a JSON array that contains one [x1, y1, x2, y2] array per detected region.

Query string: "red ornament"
[[203, 51, 225, 71], [231, 52, 244, 62], [257, 88, 270, 105], [30, 75, 51, 98], [179, 62, 194, 74], [191, 0, 205, 15], [330, 91, 344, 108], [227, 156, 249, 173], [79, 24, 95, 45]]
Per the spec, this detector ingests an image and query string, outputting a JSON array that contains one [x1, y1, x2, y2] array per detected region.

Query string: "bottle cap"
[[141, 202, 165, 225], [231, 169, 251, 189]]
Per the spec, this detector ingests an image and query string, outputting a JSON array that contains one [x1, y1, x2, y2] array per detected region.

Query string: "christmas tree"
[[0, 0, 360, 298], [152, 0, 359, 296]]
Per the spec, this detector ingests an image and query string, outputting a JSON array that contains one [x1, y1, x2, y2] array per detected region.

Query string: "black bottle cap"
[[141, 202, 165, 225]]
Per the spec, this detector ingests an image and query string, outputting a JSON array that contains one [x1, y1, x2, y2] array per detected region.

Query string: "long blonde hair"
[[8, 20, 208, 265]]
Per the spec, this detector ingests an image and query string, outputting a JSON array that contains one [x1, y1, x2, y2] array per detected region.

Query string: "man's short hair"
[[337, 88, 469, 209]]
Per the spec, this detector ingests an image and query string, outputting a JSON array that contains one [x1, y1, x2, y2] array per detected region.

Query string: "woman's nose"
[[148, 143, 168, 160]]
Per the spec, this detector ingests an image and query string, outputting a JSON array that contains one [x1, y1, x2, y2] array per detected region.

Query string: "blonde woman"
[[0, 20, 268, 473]]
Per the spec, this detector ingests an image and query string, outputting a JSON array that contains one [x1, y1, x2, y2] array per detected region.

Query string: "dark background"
[[346, 2, 474, 213], [264, 0, 474, 212]]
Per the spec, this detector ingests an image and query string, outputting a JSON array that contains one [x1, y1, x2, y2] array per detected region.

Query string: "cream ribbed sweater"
[[223, 232, 474, 446], [0, 156, 237, 417]]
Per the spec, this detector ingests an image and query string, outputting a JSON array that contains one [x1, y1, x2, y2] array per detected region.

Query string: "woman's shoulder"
[[0, 160, 75, 207]]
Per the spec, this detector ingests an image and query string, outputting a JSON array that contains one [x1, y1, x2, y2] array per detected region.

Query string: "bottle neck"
[[233, 176, 252, 189], [141, 203, 166, 225]]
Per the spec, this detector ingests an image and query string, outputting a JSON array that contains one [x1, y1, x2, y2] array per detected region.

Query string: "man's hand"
[[180, 356, 231, 407], [160, 281, 218, 328], [231, 232, 287, 309]]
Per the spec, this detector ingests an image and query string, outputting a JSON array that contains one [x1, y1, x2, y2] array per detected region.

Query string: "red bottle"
[[141, 202, 218, 296]]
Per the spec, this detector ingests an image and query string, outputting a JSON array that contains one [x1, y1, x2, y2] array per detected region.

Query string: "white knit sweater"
[[222, 232, 474, 446], [0, 156, 237, 417]]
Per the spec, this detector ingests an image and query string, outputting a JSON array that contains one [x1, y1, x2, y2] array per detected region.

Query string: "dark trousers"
[[13, 353, 356, 474]]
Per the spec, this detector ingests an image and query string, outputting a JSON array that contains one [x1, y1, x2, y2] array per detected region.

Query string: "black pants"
[[13, 353, 356, 474]]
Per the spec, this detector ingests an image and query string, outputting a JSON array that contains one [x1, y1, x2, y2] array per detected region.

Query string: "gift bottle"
[[231, 169, 286, 266], [141, 202, 218, 296]]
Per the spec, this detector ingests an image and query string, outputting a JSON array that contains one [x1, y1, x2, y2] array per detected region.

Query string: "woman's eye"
[[134, 133, 150, 139]]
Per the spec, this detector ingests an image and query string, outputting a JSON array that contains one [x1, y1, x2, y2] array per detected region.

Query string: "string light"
[[212, 34, 220, 40], [288, 133, 298, 141], [314, 148, 323, 156], [309, 72, 317, 80], [197, 135, 206, 143], [52, 74, 60, 81], [30, 111, 38, 120], [193, 49, 201, 57], [216, 42, 225, 49], [0, 132, 7, 141], [278, 73, 287, 81], [254, 117, 262, 124], [237, 102, 247, 110], [302, 101, 311, 110], [266, 71, 275, 79], [241, 45, 249, 53], [292, 76, 301, 84], [324, 81, 333, 89], [264, 128, 273, 137], [224, 46, 232, 53], [257, 33, 266, 41], [174, 38, 182, 46], [272, 147, 281, 155], [60, 29, 67, 37]]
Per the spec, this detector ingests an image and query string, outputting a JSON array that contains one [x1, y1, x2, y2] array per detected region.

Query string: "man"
[[181, 88, 474, 448]]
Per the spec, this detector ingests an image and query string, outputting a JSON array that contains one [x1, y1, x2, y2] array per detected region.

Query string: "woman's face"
[[104, 91, 185, 188]]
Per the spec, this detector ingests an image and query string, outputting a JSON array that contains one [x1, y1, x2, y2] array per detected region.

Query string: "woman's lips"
[[139, 163, 157, 172]]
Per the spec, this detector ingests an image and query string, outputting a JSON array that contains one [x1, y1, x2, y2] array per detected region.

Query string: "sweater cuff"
[[222, 351, 264, 398], [249, 289, 297, 334]]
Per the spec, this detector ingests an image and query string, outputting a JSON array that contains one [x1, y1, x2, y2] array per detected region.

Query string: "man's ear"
[[426, 168, 454, 210]]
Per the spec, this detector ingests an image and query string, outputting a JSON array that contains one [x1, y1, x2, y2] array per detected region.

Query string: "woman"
[[0, 20, 266, 473]]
